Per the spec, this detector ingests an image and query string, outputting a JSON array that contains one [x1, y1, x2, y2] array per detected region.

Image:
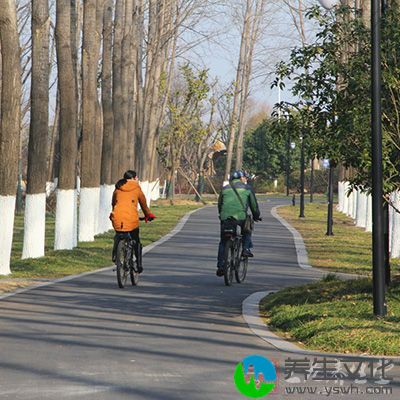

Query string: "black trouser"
[[217, 220, 252, 267], [113, 228, 142, 268]]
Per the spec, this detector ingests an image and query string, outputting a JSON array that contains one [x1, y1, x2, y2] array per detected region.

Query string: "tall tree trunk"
[[134, 0, 144, 172], [47, 92, 60, 182], [224, 0, 251, 181], [22, 0, 50, 259], [111, 0, 125, 181], [235, 0, 265, 170], [79, 0, 104, 242], [118, 0, 133, 174], [99, 0, 114, 234], [141, 0, 174, 204], [0, 0, 22, 275], [55, 0, 78, 250]]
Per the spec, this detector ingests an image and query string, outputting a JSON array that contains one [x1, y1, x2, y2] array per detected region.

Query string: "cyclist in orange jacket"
[[110, 170, 156, 273]]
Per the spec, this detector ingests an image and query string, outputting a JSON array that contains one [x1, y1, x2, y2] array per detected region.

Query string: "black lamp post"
[[326, 160, 335, 236], [318, 0, 386, 316], [299, 132, 305, 218], [370, 0, 386, 316], [286, 116, 291, 197]]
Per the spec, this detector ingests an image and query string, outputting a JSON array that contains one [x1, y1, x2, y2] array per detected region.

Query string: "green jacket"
[[218, 179, 260, 221]]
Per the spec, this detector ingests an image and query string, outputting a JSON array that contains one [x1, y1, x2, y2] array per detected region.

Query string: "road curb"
[[244, 203, 399, 360], [242, 290, 400, 361], [271, 205, 313, 270], [271, 205, 360, 280], [0, 206, 204, 302]]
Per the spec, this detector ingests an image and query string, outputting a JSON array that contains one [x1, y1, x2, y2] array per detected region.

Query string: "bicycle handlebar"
[[139, 217, 155, 222]]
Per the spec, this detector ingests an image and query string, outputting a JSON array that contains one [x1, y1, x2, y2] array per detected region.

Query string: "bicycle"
[[222, 220, 248, 286], [113, 217, 152, 288]]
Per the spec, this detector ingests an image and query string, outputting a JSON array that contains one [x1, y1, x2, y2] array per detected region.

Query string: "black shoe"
[[242, 249, 254, 258], [137, 264, 143, 274], [216, 266, 224, 277]]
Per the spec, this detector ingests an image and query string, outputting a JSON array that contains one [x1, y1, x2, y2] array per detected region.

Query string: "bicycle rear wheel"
[[116, 240, 129, 288], [223, 240, 234, 286]]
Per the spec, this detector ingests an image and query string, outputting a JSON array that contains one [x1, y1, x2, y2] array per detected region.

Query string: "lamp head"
[[317, 0, 341, 10]]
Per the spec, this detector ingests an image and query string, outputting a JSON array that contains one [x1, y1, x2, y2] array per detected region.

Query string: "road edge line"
[[0, 206, 205, 301]]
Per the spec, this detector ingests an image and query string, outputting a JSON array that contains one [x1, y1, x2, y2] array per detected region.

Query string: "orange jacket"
[[110, 180, 151, 232]]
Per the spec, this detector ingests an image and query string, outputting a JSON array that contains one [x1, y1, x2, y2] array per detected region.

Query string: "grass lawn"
[[260, 202, 400, 356], [260, 275, 400, 356], [278, 202, 400, 276], [1, 201, 202, 292]]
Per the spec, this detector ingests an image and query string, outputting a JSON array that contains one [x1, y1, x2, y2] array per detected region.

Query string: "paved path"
[[0, 199, 398, 399]]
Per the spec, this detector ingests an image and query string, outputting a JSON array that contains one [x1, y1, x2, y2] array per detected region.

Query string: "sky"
[[181, 0, 319, 115]]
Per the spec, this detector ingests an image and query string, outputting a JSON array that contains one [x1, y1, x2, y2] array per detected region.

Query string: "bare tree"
[[79, 0, 104, 241], [235, 0, 266, 170], [99, 0, 114, 234], [118, 0, 133, 174], [22, 0, 50, 259], [111, 0, 124, 181], [223, 0, 251, 180], [54, 0, 78, 250], [0, 0, 22, 274]]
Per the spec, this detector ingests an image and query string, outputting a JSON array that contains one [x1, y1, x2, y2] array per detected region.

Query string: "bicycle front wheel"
[[130, 260, 139, 286], [223, 240, 234, 286], [116, 240, 129, 288], [235, 240, 248, 283]]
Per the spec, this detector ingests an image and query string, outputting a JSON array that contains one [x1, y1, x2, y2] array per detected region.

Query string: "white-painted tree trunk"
[[355, 191, 367, 228], [46, 180, 58, 197], [390, 191, 400, 258], [98, 184, 114, 233], [150, 179, 160, 201], [351, 189, 358, 220], [365, 193, 372, 232], [73, 189, 78, 247], [55, 189, 76, 250], [139, 180, 151, 209], [347, 189, 354, 218], [389, 192, 394, 255], [79, 187, 100, 242], [342, 181, 350, 215], [0, 196, 16, 275], [161, 181, 166, 198], [22, 193, 47, 259], [93, 189, 100, 236], [337, 181, 344, 212]]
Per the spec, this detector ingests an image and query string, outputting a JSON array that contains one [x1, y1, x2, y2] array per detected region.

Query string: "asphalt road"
[[0, 199, 398, 399]]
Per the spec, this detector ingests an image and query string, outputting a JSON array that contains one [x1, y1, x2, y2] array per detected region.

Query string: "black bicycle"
[[222, 221, 248, 286], [113, 217, 153, 288], [114, 232, 142, 288]]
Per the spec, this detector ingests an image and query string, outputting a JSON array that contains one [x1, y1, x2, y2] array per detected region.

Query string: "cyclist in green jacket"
[[216, 170, 261, 276]]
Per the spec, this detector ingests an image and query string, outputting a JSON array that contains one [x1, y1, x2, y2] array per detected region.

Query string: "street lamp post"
[[370, 0, 386, 316], [326, 160, 335, 236], [299, 133, 305, 218], [286, 116, 291, 197], [317, 0, 386, 316]]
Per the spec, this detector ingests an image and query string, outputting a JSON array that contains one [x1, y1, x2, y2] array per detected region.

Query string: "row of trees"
[[0, 0, 221, 275], [273, 1, 400, 193], [0, 0, 315, 275]]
